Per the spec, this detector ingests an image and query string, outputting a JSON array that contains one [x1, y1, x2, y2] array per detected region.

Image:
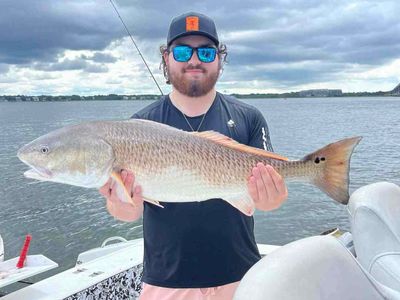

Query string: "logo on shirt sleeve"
[[261, 127, 267, 150]]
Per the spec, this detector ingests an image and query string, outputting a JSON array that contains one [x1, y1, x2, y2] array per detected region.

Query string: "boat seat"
[[234, 235, 400, 300], [348, 182, 400, 292]]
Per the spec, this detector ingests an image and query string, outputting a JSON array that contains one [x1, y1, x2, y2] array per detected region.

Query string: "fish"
[[17, 119, 362, 216]]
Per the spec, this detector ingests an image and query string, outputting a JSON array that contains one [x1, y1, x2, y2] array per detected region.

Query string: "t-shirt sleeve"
[[248, 109, 274, 152]]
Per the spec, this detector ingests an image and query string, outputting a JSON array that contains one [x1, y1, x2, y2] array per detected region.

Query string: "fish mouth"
[[23, 166, 53, 181], [17, 149, 53, 180]]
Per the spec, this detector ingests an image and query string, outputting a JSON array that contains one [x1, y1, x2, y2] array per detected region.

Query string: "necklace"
[[181, 110, 208, 132]]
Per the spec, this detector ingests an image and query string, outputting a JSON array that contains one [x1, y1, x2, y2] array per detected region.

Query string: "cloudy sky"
[[1, 0, 399, 95]]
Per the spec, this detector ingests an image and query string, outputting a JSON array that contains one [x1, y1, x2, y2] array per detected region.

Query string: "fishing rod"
[[109, 0, 164, 96]]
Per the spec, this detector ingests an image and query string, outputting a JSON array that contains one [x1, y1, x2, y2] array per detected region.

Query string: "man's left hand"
[[247, 163, 288, 211]]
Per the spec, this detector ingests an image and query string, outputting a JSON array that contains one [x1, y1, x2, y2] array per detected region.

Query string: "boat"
[[0, 237, 279, 299], [1, 181, 400, 299], [234, 181, 400, 300]]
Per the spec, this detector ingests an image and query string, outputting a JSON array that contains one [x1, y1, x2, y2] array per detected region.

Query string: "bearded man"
[[100, 12, 288, 300]]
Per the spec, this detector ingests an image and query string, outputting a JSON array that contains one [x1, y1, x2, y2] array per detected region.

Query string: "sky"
[[1, 0, 399, 95]]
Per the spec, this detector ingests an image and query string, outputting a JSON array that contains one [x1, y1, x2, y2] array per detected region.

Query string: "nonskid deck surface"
[[1, 239, 279, 299]]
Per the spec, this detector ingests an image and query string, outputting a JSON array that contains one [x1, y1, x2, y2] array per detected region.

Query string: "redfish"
[[17, 119, 361, 215]]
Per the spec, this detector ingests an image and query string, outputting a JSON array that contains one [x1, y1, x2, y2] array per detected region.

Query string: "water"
[[0, 97, 399, 286]]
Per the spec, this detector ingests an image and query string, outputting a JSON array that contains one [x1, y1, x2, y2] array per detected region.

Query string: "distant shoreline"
[[1, 91, 399, 102]]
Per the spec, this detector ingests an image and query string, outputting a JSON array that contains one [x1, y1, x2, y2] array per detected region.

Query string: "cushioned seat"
[[348, 182, 400, 291], [234, 235, 400, 300]]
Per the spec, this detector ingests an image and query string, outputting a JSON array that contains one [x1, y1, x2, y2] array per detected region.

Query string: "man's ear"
[[218, 56, 224, 76], [219, 67, 224, 77], [163, 51, 169, 64]]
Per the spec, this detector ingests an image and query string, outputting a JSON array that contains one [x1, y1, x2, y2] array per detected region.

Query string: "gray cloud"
[[33, 58, 108, 73], [80, 52, 118, 63], [1, 0, 399, 92], [84, 63, 109, 73], [89, 52, 118, 63], [224, 60, 346, 88], [0, 0, 124, 65], [116, 0, 400, 87], [33, 59, 86, 72], [43, 59, 87, 71], [0, 64, 10, 74]]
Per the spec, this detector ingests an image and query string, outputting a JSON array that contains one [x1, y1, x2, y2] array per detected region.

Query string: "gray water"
[[0, 97, 399, 286]]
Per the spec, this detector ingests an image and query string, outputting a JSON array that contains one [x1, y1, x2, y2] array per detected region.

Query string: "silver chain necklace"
[[181, 110, 208, 132]]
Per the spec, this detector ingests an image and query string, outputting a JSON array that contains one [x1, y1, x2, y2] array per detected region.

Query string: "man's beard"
[[168, 66, 219, 97]]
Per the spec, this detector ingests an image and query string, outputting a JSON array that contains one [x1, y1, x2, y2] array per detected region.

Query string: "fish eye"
[[40, 146, 49, 154]]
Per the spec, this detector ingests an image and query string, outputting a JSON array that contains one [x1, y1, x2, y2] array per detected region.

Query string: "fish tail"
[[303, 137, 362, 204]]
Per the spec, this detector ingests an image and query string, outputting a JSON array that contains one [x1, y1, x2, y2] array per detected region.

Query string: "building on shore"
[[298, 89, 342, 97], [389, 83, 400, 95]]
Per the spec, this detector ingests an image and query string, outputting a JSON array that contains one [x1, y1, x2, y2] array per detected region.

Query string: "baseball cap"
[[167, 12, 219, 47]]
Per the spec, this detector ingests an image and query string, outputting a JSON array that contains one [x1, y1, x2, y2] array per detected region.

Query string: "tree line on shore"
[[0, 90, 397, 102]]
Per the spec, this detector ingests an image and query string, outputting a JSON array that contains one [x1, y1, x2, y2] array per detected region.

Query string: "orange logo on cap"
[[186, 16, 199, 31]]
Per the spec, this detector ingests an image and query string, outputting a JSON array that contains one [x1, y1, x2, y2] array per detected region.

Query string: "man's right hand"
[[99, 170, 144, 222]]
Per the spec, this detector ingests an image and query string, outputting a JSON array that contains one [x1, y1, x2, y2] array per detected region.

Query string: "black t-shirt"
[[131, 92, 273, 288]]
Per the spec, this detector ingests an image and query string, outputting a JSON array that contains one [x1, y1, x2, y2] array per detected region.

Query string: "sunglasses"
[[171, 45, 217, 63]]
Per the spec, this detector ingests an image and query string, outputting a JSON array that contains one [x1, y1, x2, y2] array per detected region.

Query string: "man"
[[100, 12, 288, 300]]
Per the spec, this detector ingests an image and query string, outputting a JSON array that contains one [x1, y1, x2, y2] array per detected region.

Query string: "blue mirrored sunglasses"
[[171, 45, 217, 63]]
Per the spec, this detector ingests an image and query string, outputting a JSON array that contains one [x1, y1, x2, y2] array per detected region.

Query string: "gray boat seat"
[[234, 235, 400, 300], [349, 182, 400, 292]]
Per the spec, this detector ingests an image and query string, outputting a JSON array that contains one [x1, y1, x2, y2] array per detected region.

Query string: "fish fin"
[[303, 136, 362, 204], [142, 196, 164, 208], [225, 196, 255, 216], [110, 172, 136, 207], [192, 131, 288, 161]]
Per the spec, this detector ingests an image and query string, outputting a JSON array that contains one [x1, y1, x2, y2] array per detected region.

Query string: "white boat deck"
[[1, 239, 279, 299], [0, 255, 58, 289], [2, 239, 144, 299]]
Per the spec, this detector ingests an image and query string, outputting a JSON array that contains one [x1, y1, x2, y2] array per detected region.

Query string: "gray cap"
[[167, 12, 219, 47]]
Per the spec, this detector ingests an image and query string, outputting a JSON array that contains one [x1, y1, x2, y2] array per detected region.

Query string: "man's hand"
[[247, 163, 288, 211], [99, 170, 144, 222]]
